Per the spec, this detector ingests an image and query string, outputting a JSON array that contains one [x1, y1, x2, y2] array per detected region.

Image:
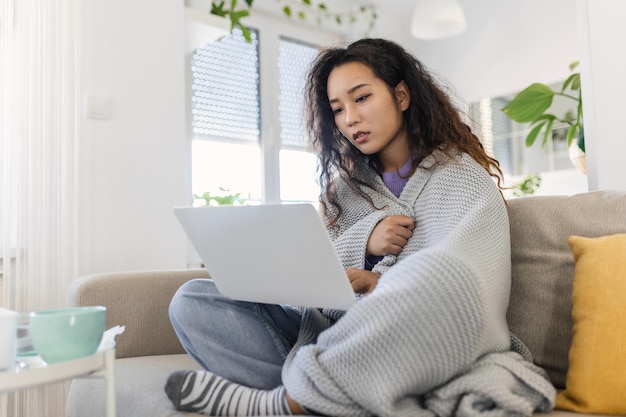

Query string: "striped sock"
[[165, 370, 293, 416]]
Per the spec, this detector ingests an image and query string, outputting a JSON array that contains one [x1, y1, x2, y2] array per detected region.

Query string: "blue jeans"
[[169, 278, 302, 389]]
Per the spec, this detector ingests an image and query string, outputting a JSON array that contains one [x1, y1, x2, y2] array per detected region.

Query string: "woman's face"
[[327, 61, 410, 170]]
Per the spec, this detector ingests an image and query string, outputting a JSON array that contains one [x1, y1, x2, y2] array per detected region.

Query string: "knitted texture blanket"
[[282, 152, 556, 416]]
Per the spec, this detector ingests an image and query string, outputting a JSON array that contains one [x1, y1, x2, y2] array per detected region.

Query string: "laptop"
[[173, 203, 357, 310]]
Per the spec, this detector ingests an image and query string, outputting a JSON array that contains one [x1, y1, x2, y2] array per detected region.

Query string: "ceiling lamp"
[[410, 0, 467, 40]]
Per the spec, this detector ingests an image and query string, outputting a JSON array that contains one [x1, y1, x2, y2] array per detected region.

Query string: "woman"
[[165, 38, 555, 416]]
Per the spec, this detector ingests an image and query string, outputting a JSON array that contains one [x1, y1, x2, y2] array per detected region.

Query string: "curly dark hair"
[[304, 38, 504, 225]]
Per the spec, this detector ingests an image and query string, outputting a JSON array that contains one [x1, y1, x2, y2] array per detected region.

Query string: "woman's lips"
[[353, 131, 369, 144]]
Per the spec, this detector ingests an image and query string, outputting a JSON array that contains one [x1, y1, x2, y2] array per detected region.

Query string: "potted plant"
[[194, 187, 248, 206], [512, 173, 542, 197], [501, 61, 586, 173]]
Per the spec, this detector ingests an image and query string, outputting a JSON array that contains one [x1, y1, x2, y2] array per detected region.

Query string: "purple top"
[[381, 156, 413, 198], [365, 157, 414, 270]]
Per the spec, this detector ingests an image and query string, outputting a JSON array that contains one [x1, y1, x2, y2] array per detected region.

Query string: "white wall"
[[379, 0, 581, 104], [78, 0, 189, 275], [75, 0, 624, 276], [373, 0, 625, 193], [576, 0, 626, 192], [371, 0, 587, 195]]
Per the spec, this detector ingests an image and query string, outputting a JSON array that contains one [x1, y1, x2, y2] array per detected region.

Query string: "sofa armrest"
[[67, 269, 209, 359]]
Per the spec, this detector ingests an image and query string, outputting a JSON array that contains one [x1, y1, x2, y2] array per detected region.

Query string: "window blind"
[[191, 28, 260, 142], [277, 37, 318, 150]]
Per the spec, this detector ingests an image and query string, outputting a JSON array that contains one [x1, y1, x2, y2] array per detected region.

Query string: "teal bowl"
[[29, 306, 106, 364]]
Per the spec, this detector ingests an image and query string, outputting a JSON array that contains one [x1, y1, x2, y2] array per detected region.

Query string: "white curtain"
[[1, 0, 80, 415]]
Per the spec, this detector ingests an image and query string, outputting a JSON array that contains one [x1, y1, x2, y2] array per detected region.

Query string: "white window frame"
[[184, 9, 345, 204]]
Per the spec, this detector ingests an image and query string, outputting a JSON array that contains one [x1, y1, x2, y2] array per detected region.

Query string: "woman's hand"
[[347, 268, 381, 296], [366, 215, 414, 256]]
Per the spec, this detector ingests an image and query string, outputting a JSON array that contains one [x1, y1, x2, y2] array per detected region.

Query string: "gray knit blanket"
[[282, 152, 556, 416]]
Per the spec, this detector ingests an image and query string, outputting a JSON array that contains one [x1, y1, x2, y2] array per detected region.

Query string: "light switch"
[[86, 95, 111, 120]]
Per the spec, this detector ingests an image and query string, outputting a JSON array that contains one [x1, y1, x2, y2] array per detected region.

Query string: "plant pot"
[[569, 141, 587, 174]]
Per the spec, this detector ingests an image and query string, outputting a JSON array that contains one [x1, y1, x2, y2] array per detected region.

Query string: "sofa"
[[65, 190, 626, 417]]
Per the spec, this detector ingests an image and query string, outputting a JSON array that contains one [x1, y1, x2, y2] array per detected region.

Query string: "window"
[[190, 28, 262, 204], [188, 16, 341, 206], [277, 37, 321, 203], [470, 97, 514, 176], [471, 86, 577, 178]]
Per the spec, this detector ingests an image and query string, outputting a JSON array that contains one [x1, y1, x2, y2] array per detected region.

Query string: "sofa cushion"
[[506, 190, 626, 388], [66, 353, 318, 417], [555, 233, 626, 414], [66, 354, 205, 417]]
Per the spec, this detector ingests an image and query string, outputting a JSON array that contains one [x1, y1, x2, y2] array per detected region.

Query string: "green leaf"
[[513, 173, 542, 196], [302, 0, 311, 5], [566, 125, 577, 146], [230, 9, 249, 20], [525, 122, 547, 147], [239, 23, 252, 42], [283, 5, 292, 17], [541, 118, 555, 147], [198, 188, 247, 206], [211, 1, 227, 17], [561, 73, 579, 93], [533, 113, 557, 123], [502, 83, 555, 123], [318, 3, 327, 10], [577, 127, 585, 152], [297, 11, 306, 20], [571, 73, 581, 91], [569, 60, 580, 71], [522, 114, 556, 147]]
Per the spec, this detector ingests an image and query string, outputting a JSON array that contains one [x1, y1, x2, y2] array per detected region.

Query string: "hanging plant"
[[210, 0, 255, 42], [280, 0, 377, 36], [209, 0, 377, 42]]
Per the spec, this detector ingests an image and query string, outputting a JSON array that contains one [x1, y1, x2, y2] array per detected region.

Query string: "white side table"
[[0, 349, 116, 417]]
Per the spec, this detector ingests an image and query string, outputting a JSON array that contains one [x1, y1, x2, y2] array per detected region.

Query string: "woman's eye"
[[332, 107, 343, 115], [356, 94, 370, 103]]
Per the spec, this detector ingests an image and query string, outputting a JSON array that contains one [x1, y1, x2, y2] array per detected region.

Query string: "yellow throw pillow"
[[555, 233, 626, 414]]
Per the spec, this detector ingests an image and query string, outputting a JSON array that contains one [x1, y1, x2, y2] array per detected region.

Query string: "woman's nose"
[[344, 105, 359, 127]]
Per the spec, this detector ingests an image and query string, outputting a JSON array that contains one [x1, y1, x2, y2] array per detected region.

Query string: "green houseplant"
[[195, 187, 248, 206], [501, 61, 584, 153], [209, 0, 377, 42], [512, 173, 542, 197]]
